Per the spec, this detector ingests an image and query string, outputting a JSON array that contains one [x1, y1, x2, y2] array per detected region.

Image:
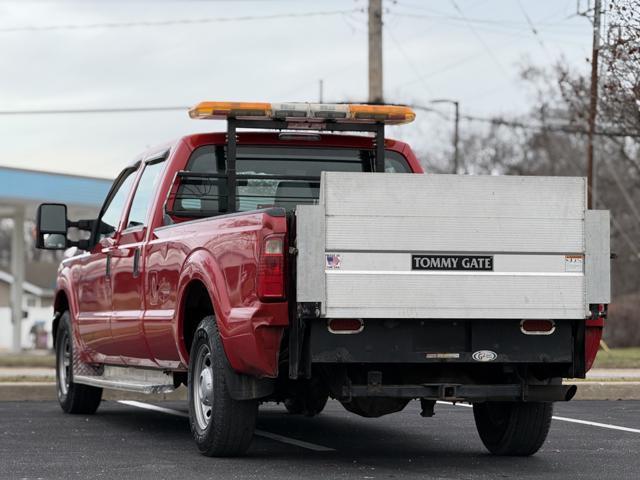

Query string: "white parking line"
[[119, 400, 189, 417], [252, 429, 335, 452], [551, 416, 640, 434], [436, 401, 640, 434], [436, 401, 471, 408], [117, 400, 335, 452]]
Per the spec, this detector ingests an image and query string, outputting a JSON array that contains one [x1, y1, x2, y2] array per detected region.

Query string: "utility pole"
[[11, 207, 25, 352], [586, 0, 602, 209], [319, 79, 324, 103], [368, 0, 383, 103]]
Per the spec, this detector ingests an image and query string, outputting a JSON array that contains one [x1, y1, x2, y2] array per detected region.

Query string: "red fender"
[[176, 248, 287, 378]]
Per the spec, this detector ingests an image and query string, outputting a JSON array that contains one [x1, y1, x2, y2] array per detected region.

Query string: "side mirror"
[[36, 203, 68, 250]]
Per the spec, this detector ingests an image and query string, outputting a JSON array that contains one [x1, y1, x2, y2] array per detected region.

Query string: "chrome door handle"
[[133, 248, 141, 278], [105, 253, 111, 277]]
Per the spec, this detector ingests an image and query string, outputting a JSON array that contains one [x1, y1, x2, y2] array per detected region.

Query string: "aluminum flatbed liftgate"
[[296, 172, 610, 320]]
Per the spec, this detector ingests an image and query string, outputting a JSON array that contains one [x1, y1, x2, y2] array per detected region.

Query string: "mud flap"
[[223, 363, 275, 400]]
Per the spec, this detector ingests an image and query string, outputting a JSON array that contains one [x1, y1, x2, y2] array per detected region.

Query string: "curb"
[[1, 382, 639, 402], [572, 382, 640, 401]]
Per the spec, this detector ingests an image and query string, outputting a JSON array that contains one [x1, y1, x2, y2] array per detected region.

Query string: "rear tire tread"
[[188, 316, 257, 457], [473, 401, 553, 456]]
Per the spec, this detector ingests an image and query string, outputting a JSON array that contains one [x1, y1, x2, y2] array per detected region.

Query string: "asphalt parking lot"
[[1, 399, 639, 480]]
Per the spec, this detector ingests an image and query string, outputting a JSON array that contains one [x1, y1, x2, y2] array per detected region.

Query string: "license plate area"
[[309, 318, 574, 364]]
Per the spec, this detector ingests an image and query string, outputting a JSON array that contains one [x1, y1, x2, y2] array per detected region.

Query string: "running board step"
[[74, 366, 175, 394]]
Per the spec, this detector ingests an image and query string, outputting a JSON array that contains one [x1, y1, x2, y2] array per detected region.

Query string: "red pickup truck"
[[36, 101, 609, 458]]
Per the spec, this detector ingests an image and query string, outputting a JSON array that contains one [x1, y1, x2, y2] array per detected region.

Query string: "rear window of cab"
[[171, 145, 411, 215]]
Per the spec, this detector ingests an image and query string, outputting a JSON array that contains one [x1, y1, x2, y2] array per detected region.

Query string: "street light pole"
[[431, 99, 460, 173], [452, 101, 460, 174]]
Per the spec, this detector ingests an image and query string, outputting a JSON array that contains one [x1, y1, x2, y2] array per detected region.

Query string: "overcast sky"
[[0, 0, 594, 178]]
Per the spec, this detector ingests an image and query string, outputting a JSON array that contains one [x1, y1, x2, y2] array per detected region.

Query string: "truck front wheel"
[[188, 316, 258, 457], [473, 401, 553, 456], [55, 311, 102, 414]]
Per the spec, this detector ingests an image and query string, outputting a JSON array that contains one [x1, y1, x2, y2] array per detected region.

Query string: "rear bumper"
[[309, 318, 583, 373], [343, 382, 577, 402]]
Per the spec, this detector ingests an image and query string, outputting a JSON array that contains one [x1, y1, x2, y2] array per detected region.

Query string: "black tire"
[[284, 379, 329, 417], [473, 401, 553, 456], [56, 311, 102, 415], [188, 316, 257, 457]]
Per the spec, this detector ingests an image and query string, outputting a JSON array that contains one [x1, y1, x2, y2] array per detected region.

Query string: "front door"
[[76, 167, 138, 363], [76, 237, 114, 361]]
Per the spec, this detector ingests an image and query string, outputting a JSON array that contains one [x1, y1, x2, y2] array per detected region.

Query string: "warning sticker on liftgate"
[[564, 255, 584, 272], [325, 254, 342, 270]]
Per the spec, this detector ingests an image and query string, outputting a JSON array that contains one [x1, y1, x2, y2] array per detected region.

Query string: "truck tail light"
[[327, 318, 364, 334], [520, 319, 556, 335], [257, 235, 285, 301]]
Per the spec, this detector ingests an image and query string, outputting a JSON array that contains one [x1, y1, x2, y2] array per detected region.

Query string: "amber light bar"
[[189, 101, 415, 125]]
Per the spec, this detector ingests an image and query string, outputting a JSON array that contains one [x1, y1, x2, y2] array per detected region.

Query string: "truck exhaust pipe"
[[526, 384, 577, 402]]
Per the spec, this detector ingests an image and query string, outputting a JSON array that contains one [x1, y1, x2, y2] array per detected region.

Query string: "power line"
[[390, 4, 586, 34], [0, 106, 189, 115], [389, 13, 588, 48], [0, 9, 361, 33], [516, 0, 552, 55], [386, 26, 434, 96], [462, 114, 640, 139], [411, 105, 640, 138], [391, 24, 546, 90], [1, 102, 638, 140], [448, 0, 510, 77]]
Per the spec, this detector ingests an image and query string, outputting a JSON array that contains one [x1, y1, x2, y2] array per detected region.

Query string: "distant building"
[[0, 263, 56, 307], [0, 165, 111, 351], [0, 262, 57, 350]]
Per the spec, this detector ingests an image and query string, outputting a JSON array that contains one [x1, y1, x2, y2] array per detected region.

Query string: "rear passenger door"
[[108, 156, 166, 364]]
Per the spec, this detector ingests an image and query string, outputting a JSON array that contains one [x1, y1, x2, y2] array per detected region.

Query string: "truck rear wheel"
[[473, 401, 553, 456], [188, 316, 257, 457], [56, 312, 102, 414]]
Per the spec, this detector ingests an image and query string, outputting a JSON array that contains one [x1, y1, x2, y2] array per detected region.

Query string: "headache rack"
[[222, 118, 387, 214]]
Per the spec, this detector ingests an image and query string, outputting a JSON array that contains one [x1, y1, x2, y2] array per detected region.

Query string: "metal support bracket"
[[223, 119, 386, 215], [420, 399, 436, 417], [226, 119, 238, 213], [374, 123, 385, 172], [289, 302, 321, 379]]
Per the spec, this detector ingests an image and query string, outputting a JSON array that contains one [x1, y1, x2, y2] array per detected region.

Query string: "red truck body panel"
[[56, 132, 423, 377]]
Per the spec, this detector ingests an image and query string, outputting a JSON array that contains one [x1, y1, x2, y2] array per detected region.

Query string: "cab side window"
[[125, 160, 165, 229], [99, 168, 137, 239]]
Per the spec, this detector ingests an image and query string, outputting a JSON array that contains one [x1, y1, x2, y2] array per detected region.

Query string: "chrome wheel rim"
[[57, 332, 71, 397], [193, 344, 214, 431]]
